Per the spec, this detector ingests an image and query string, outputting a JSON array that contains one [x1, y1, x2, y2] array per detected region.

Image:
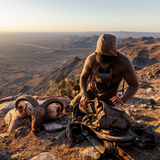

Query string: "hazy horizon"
[[1, 31, 160, 40]]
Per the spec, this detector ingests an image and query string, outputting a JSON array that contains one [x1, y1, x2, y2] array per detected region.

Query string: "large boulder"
[[4, 108, 31, 133], [0, 101, 15, 115]]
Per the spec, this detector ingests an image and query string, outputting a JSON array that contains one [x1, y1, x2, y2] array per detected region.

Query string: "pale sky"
[[0, 0, 160, 32]]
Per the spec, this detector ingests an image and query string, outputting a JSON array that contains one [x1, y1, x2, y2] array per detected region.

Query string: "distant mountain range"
[[1, 31, 160, 49], [60, 34, 160, 49], [60, 35, 124, 48], [58, 31, 160, 39], [1, 35, 160, 97], [75, 31, 160, 39]]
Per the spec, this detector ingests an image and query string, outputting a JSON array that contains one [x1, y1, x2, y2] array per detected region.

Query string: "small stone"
[[144, 151, 149, 155], [11, 153, 20, 159], [130, 105, 135, 108], [43, 123, 64, 132], [30, 152, 59, 160], [80, 147, 101, 160], [151, 97, 160, 104], [140, 104, 148, 108], [133, 108, 140, 112], [124, 107, 135, 118], [148, 107, 152, 111], [146, 88, 153, 94], [139, 82, 151, 88]]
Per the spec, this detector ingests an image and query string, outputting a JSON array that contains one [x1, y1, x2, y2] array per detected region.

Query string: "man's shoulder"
[[86, 52, 96, 63], [87, 52, 96, 59], [117, 51, 131, 63], [116, 51, 135, 73]]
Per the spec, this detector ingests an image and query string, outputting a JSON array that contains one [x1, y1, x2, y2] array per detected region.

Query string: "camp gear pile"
[[66, 98, 155, 156]]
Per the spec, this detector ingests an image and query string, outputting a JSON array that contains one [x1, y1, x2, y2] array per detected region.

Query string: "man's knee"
[[70, 92, 82, 106]]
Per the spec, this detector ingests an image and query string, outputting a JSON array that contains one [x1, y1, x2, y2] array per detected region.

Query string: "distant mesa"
[[138, 36, 154, 41], [117, 36, 160, 71], [137, 36, 155, 44], [64, 35, 86, 41], [61, 35, 99, 48], [117, 36, 160, 49]]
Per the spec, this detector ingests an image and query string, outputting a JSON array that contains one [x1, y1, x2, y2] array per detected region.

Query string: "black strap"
[[122, 78, 125, 94]]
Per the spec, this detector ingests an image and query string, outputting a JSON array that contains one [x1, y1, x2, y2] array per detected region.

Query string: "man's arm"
[[80, 56, 92, 107], [120, 58, 139, 103]]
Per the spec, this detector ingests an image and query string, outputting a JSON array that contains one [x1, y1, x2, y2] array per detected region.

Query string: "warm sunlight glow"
[[0, 0, 160, 32]]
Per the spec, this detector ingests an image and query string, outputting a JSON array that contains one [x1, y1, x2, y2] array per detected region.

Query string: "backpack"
[[66, 98, 155, 156], [72, 98, 132, 131]]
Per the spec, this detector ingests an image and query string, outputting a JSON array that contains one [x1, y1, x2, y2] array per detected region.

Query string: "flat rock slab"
[[43, 123, 65, 132], [30, 152, 59, 160], [0, 101, 15, 115]]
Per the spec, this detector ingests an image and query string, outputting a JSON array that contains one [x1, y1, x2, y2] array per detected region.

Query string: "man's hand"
[[80, 95, 89, 108], [110, 96, 124, 105]]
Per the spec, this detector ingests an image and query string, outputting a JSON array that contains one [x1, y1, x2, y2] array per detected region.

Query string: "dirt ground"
[[0, 86, 160, 160]]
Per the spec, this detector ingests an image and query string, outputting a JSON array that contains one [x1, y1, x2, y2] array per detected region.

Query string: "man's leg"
[[70, 92, 82, 107], [70, 88, 96, 107]]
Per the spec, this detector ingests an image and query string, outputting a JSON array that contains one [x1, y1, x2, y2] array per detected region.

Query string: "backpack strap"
[[66, 122, 85, 143], [91, 52, 124, 88], [122, 78, 125, 94], [130, 128, 155, 148]]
